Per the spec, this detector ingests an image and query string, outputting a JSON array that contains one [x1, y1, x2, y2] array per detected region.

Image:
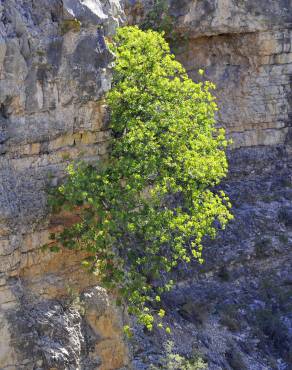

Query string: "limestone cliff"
[[0, 1, 129, 369], [1, 0, 292, 369], [125, 1, 292, 369]]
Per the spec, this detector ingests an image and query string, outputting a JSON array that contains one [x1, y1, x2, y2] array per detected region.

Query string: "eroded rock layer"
[[0, 1, 129, 369], [1, 0, 292, 369], [125, 1, 292, 369]]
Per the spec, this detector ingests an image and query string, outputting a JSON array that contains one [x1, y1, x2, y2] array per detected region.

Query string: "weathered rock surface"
[[125, 1, 292, 369], [1, 0, 292, 369], [0, 1, 129, 369]]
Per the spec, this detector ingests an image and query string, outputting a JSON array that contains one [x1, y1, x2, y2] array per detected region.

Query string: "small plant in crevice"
[[241, 278, 292, 362], [179, 301, 211, 326], [60, 18, 81, 35], [45, 26, 232, 332], [66, 286, 86, 316], [259, 277, 292, 312], [254, 308, 289, 356], [245, 301, 291, 363], [140, 0, 169, 31], [150, 341, 207, 370], [140, 0, 190, 48], [219, 304, 242, 332], [254, 237, 272, 258]]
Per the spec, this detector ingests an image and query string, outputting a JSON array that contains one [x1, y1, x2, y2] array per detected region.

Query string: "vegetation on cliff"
[[47, 26, 232, 331]]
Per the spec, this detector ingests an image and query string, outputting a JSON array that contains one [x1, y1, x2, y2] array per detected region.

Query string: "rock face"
[[125, 1, 292, 369], [1, 0, 292, 369], [0, 1, 129, 369]]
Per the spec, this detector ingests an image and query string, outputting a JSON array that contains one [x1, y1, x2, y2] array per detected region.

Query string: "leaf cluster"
[[48, 26, 232, 331], [150, 341, 207, 370]]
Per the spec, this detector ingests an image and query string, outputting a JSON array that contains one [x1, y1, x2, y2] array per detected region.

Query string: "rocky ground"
[[130, 145, 292, 370]]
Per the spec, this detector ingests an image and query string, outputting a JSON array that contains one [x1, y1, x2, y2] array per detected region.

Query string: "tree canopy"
[[48, 26, 232, 332]]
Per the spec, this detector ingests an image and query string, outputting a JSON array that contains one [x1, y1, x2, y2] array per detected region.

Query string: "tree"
[[48, 26, 233, 331]]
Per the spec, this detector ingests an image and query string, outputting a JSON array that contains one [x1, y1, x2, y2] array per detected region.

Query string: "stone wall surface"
[[0, 1, 129, 369], [0, 0, 292, 369]]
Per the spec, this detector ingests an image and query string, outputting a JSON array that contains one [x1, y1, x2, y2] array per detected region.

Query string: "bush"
[[47, 26, 232, 330], [179, 301, 210, 326], [218, 303, 242, 332], [60, 19, 81, 35], [255, 308, 289, 353], [140, 0, 189, 46], [150, 341, 207, 370], [220, 314, 240, 332], [254, 238, 272, 258]]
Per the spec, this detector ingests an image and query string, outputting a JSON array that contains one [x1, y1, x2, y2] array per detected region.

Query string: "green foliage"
[[140, 0, 188, 45], [48, 26, 232, 330], [255, 308, 289, 353], [141, 0, 170, 31], [150, 341, 207, 370], [247, 278, 291, 361], [66, 286, 85, 315]]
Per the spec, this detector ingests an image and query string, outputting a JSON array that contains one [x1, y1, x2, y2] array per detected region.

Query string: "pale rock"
[[0, 0, 128, 369]]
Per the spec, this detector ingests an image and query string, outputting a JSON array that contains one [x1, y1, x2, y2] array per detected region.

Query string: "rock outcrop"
[[0, 1, 129, 369], [125, 1, 292, 369], [1, 0, 292, 369]]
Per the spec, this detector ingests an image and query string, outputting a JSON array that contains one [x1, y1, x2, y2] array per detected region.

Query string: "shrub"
[[179, 301, 210, 326], [220, 316, 240, 333], [219, 304, 242, 332], [60, 19, 81, 35], [141, 0, 170, 32], [255, 309, 289, 353], [254, 238, 272, 258], [47, 26, 232, 330], [140, 0, 189, 46], [150, 341, 207, 370]]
